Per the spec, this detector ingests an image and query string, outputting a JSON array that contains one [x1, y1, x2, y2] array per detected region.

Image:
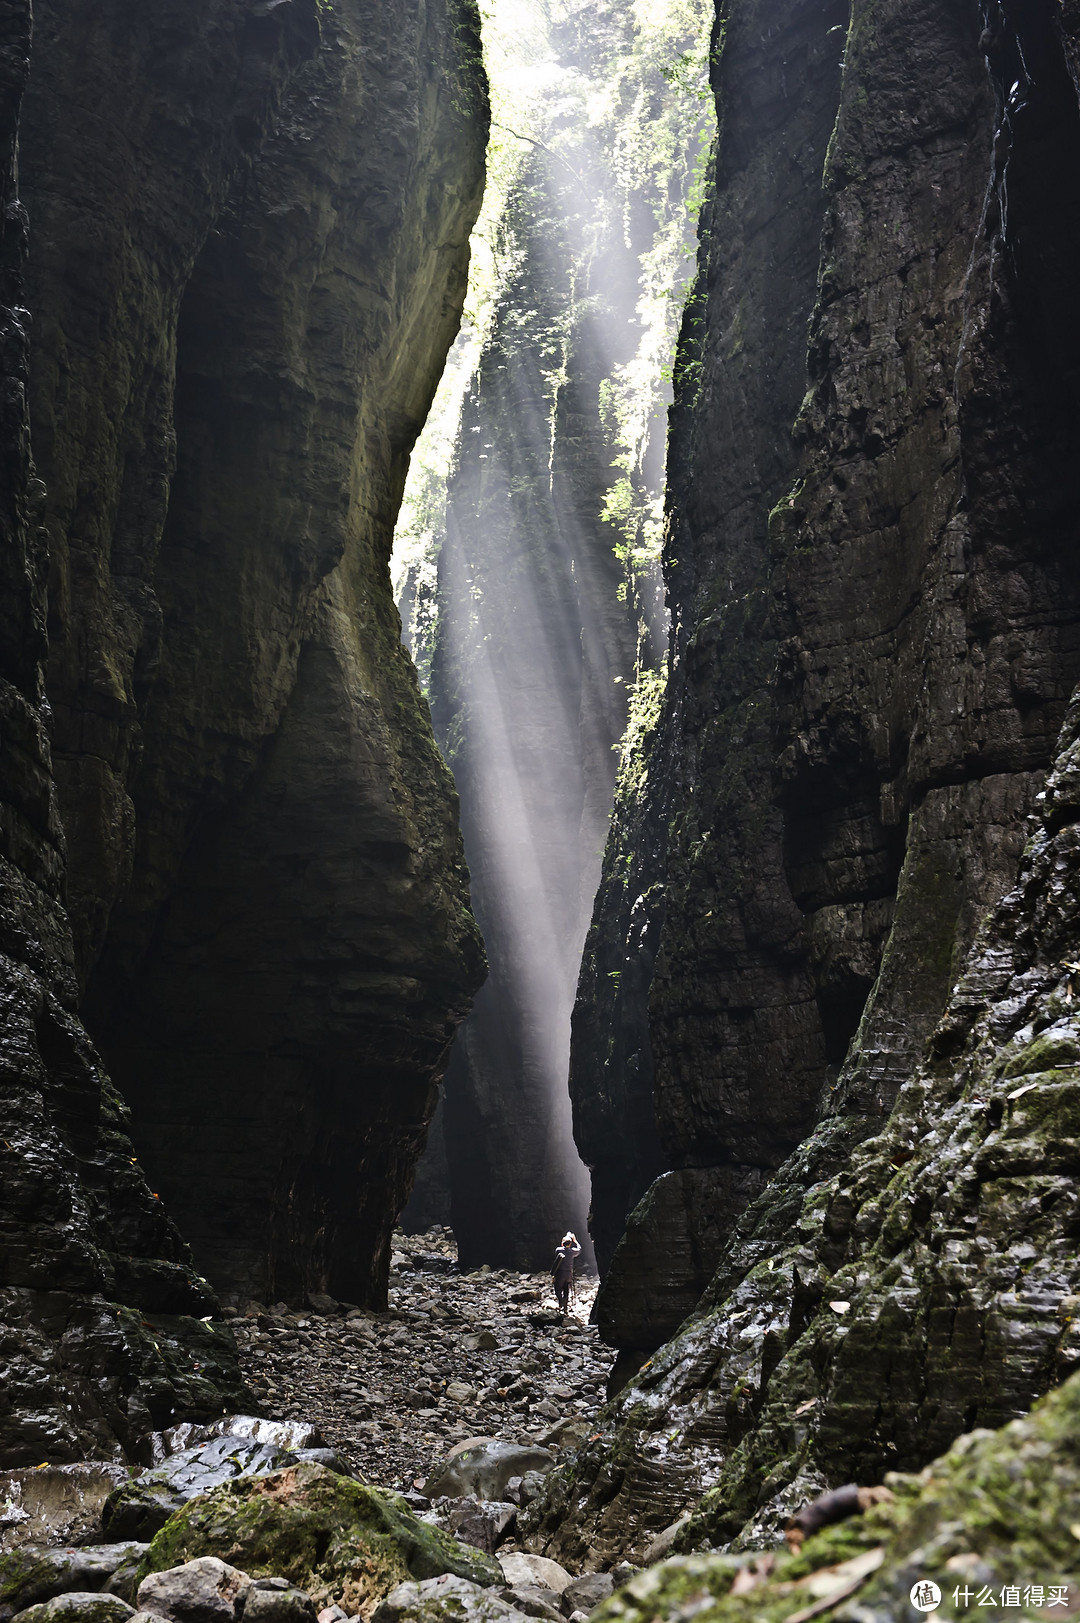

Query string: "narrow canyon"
[[2, 1, 1079, 1620]]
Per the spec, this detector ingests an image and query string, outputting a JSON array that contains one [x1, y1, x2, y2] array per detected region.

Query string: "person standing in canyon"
[[552, 1231, 582, 1315]]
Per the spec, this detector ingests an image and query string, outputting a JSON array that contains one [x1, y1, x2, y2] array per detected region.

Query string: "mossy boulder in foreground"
[[591, 1368, 1080, 1622], [137, 1465, 500, 1618]]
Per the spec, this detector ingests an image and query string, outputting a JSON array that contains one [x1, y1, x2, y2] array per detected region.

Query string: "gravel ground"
[[230, 1227, 612, 1492]]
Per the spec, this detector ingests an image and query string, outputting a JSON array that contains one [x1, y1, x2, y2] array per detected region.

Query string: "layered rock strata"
[[584, 0, 1080, 1360], [525, 677, 1080, 1567], [0, 0, 249, 1466], [17, 0, 488, 1308], [526, 0, 1080, 1564]]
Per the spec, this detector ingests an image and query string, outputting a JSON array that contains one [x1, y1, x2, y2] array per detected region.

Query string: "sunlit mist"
[[392, 0, 714, 1264]]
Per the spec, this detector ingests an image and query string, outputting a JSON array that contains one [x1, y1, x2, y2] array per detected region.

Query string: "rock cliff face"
[[18, 0, 488, 1309], [582, 0, 1080, 1360], [0, 0, 249, 1467], [1, 0, 488, 1459], [531, 0, 1080, 1562]]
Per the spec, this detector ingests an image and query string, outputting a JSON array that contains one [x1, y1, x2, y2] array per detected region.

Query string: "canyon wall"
[[16, 0, 488, 1313], [526, 0, 1080, 1560], [0, 0, 488, 1460], [0, 0, 249, 1468]]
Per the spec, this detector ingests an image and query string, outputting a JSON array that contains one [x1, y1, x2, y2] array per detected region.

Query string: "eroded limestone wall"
[[0, 0, 250, 1468], [527, 0, 1080, 1561], [5, 0, 488, 1340], [584, 0, 1080, 1378]]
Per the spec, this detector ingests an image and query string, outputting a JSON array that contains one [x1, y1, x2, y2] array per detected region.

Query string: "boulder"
[[103, 1440, 306, 1542], [371, 1575, 527, 1623], [1, 1547, 148, 1621], [135, 1560, 250, 1623], [498, 1589, 561, 1622], [444, 1504, 515, 1558], [558, 1577, 612, 1617], [11, 1595, 137, 1623], [495, 1560, 570, 1597], [102, 1552, 153, 1608], [137, 1464, 499, 1615], [532, 1422, 590, 1457], [0, 1468, 130, 1551], [149, 1422, 322, 1465], [241, 1582, 317, 1623], [425, 1445, 555, 1504]]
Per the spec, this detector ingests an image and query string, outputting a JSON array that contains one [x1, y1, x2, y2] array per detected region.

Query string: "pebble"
[[229, 1228, 611, 1492]]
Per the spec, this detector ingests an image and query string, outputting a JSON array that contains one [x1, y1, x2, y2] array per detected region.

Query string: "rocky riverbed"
[[229, 1229, 611, 1492]]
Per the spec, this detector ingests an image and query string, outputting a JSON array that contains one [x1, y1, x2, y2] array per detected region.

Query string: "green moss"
[[137, 1464, 499, 1614], [597, 1374, 1080, 1623], [1001, 1029, 1080, 1078]]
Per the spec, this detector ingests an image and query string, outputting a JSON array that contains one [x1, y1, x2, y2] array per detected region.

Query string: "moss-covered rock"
[[12, 1597, 135, 1623], [0, 1547, 145, 1623], [591, 1370, 1080, 1622], [136, 1465, 500, 1618]]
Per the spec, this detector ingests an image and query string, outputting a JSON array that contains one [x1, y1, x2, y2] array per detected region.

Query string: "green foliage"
[[615, 664, 666, 795], [391, 0, 716, 687]]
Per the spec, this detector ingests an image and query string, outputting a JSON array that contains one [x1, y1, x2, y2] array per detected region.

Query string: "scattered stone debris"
[[229, 1229, 610, 1492], [0, 1232, 618, 1623]]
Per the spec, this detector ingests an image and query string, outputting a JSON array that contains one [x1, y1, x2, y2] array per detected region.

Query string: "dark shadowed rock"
[[0, 0, 254, 1469], [240, 1583, 317, 1623], [0, 1549, 147, 1623], [593, 1170, 766, 1361], [558, 1577, 612, 1617], [443, 1502, 515, 1558], [576, 0, 1080, 1375], [10, 0, 487, 1337]]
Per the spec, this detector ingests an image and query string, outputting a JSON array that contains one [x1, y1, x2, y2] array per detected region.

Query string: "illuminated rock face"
[[0, 0, 487, 1455]]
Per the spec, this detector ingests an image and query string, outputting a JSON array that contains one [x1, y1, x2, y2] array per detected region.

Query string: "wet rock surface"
[[521, 684, 1080, 1566], [101, 1437, 344, 1546], [0, 1471, 129, 1553], [579, 0, 1080, 1373], [229, 1232, 611, 1494], [587, 1369, 1080, 1622]]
